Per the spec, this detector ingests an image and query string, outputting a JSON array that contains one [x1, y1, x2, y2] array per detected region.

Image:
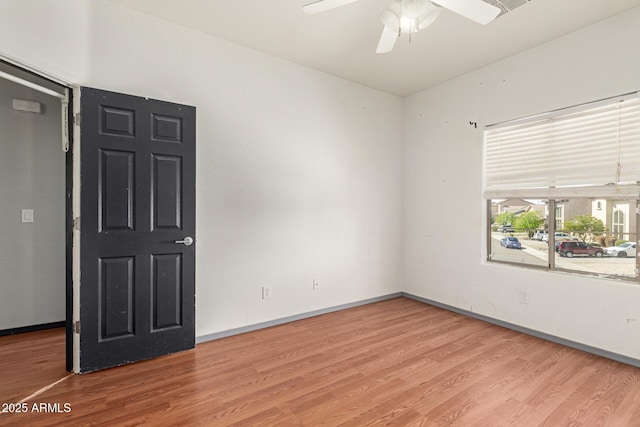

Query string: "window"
[[555, 205, 564, 230], [613, 210, 625, 237], [485, 92, 640, 281]]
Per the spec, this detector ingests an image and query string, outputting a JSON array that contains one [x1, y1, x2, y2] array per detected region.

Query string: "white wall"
[[404, 7, 640, 359], [0, 76, 66, 329], [84, 1, 404, 336], [0, 0, 89, 84], [0, 0, 403, 338]]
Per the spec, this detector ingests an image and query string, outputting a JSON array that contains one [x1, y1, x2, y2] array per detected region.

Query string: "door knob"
[[175, 236, 194, 246]]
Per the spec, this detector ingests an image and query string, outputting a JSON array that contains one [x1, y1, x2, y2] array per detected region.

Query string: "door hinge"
[[74, 112, 81, 126], [74, 321, 81, 334], [73, 217, 80, 231]]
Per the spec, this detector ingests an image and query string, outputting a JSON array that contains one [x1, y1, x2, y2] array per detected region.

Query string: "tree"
[[564, 214, 606, 242], [494, 212, 516, 226], [514, 211, 544, 238]]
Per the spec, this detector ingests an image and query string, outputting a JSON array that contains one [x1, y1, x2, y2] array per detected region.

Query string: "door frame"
[[0, 55, 77, 372], [58, 86, 73, 372], [0, 56, 198, 373], [71, 86, 81, 372]]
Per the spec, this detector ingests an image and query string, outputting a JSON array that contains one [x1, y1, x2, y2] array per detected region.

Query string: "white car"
[[541, 232, 577, 242], [533, 230, 548, 240], [604, 242, 636, 258]]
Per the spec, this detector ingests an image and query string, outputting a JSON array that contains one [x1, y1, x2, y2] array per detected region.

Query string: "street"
[[490, 233, 636, 278]]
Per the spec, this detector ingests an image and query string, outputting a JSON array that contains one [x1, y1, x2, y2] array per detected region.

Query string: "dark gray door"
[[79, 87, 195, 372]]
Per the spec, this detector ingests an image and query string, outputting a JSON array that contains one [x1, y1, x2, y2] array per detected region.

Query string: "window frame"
[[484, 91, 640, 282], [486, 198, 640, 282]]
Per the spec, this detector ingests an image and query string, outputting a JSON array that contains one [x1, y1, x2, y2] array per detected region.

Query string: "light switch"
[[22, 209, 34, 223]]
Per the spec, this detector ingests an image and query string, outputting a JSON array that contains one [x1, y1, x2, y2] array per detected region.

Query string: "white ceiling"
[[108, 0, 640, 96]]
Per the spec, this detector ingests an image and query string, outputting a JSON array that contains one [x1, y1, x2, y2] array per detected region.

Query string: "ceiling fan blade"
[[433, 0, 500, 25], [303, 0, 362, 15], [376, 26, 398, 54]]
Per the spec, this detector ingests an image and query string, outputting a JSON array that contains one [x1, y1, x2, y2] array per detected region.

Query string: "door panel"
[[100, 149, 135, 231], [151, 253, 183, 330], [80, 87, 195, 373], [152, 154, 182, 230], [99, 256, 135, 340]]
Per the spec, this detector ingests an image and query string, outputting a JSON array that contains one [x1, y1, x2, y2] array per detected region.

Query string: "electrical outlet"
[[519, 290, 530, 305], [262, 286, 271, 300], [313, 279, 319, 290], [21, 209, 34, 223]]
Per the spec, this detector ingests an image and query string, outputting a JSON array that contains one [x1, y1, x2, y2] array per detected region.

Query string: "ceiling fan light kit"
[[381, 0, 442, 33], [376, 0, 443, 53], [303, 0, 502, 53]]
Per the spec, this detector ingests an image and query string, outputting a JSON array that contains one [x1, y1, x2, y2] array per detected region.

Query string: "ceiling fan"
[[303, 0, 501, 53]]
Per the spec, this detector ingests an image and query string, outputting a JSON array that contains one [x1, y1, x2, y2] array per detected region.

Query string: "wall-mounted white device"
[[12, 99, 42, 114], [21, 209, 34, 223]]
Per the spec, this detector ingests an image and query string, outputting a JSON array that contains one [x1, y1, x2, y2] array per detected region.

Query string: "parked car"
[[533, 230, 548, 241], [541, 232, 578, 242], [500, 236, 521, 249], [604, 242, 636, 258], [557, 241, 603, 258], [553, 239, 583, 252], [498, 224, 515, 233]]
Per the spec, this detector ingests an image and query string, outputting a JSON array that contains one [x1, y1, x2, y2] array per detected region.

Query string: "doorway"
[[0, 60, 73, 370], [0, 59, 197, 374]]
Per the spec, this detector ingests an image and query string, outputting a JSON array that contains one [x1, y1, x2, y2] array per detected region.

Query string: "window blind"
[[484, 92, 640, 199]]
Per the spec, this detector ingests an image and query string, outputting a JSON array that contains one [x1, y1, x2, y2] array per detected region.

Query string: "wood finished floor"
[[2, 297, 640, 426]]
